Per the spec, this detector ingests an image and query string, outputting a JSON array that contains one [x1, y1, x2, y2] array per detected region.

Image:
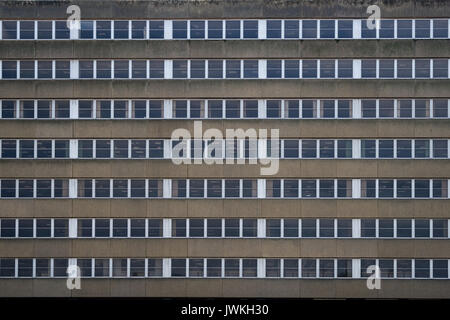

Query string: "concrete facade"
[[0, 0, 449, 298]]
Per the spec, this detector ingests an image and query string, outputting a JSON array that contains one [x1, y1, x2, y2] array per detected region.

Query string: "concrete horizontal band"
[[1, 278, 449, 298], [2, 40, 450, 59], [0, 239, 449, 258], [1, 0, 449, 19], [0, 159, 448, 178], [0, 80, 449, 99], [0, 199, 448, 219], [0, 119, 448, 139]]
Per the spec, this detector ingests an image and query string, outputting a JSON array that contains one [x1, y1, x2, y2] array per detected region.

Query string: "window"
[[397, 260, 412, 278], [320, 20, 334, 38], [130, 180, 145, 198], [131, 140, 146, 158], [208, 60, 223, 78], [319, 219, 334, 237], [379, 219, 394, 237], [79, 60, 94, 78], [397, 219, 412, 237], [148, 100, 162, 118], [267, 20, 281, 38], [266, 180, 281, 198], [415, 180, 430, 198], [131, 21, 146, 39], [337, 100, 351, 118], [130, 219, 145, 238], [95, 219, 110, 237], [243, 60, 258, 78], [266, 219, 280, 237], [379, 59, 394, 78], [242, 259, 257, 277], [302, 180, 316, 198], [433, 180, 448, 198], [189, 219, 204, 237], [55, 21, 70, 39], [36, 219, 51, 237], [397, 140, 412, 158], [96, 140, 111, 158], [302, 20, 317, 38], [414, 260, 430, 278], [433, 260, 448, 278], [130, 259, 145, 277], [96, 21, 111, 39], [3, 21, 17, 39], [379, 140, 393, 158], [320, 59, 334, 78], [225, 219, 239, 237], [283, 140, 299, 158], [415, 20, 430, 38], [190, 20, 205, 39], [112, 259, 128, 277], [397, 59, 412, 78], [37, 21, 52, 39], [172, 219, 186, 237], [173, 60, 188, 78], [361, 140, 376, 158], [149, 21, 164, 39], [284, 20, 299, 38], [241, 219, 256, 237], [206, 259, 221, 277], [20, 61, 35, 78], [283, 259, 298, 277], [284, 60, 299, 78], [2, 61, 17, 79], [320, 100, 335, 118], [173, 20, 187, 39], [319, 180, 334, 198], [415, 59, 430, 78], [19, 140, 34, 158], [243, 20, 258, 38], [361, 219, 376, 238], [190, 60, 205, 78], [379, 259, 394, 278], [362, 60, 376, 78], [301, 219, 316, 238], [360, 259, 376, 278], [433, 219, 448, 238], [0, 219, 15, 237], [18, 259, 33, 277], [208, 21, 222, 39], [114, 60, 129, 78], [433, 19, 448, 38], [18, 219, 33, 237], [224, 259, 239, 277], [415, 219, 430, 238], [148, 219, 162, 237], [433, 100, 448, 118], [19, 21, 34, 40], [36, 259, 50, 277], [266, 259, 281, 277], [148, 259, 163, 277], [78, 100, 93, 118], [225, 100, 240, 118], [337, 259, 352, 278], [302, 259, 316, 277], [319, 259, 335, 278], [266, 100, 281, 118], [397, 20, 412, 38], [226, 60, 240, 78], [267, 60, 281, 78], [148, 179, 162, 198], [398, 100, 412, 118], [338, 20, 352, 38], [2, 140, 16, 158], [189, 259, 204, 277], [37, 100, 51, 118], [171, 259, 186, 277], [302, 60, 317, 78], [433, 140, 448, 158], [1, 100, 16, 118], [78, 219, 92, 237], [226, 20, 240, 38], [36, 180, 51, 197], [319, 140, 334, 158], [149, 60, 164, 78], [96, 60, 111, 78], [114, 20, 129, 39], [55, 61, 70, 78], [78, 180, 92, 198], [283, 219, 298, 238], [337, 220, 352, 238], [207, 219, 222, 237], [379, 20, 394, 38], [113, 219, 127, 237], [302, 140, 316, 158], [94, 259, 110, 277], [113, 140, 128, 158]]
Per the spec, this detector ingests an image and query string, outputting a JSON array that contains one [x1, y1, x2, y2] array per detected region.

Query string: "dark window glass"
[[284, 60, 299, 78], [361, 219, 376, 238], [2, 61, 17, 79], [37, 21, 52, 39], [3, 21, 17, 39], [433, 19, 448, 38], [1, 100, 16, 118], [80, 21, 94, 39], [78, 219, 92, 237], [243, 60, 258, 78], [397, 140, 412, 158], [130, 179, 145, 198], [149, 21, 164, 39], [207, 219, 222, 237], [320, 20, 334, 38], [55, 21, 70, 39], [338, 60, 352, 78], [173, 60, 187, 78], [226, 60, 240, 78], [18, 219, 33, 237], [243, 20, 258, 38], [148, 259, 163, 277], [415, 219, 430, 238], [361, 20, 376, 38], [433, 60, 448, 79], [302, 180, 316, 198], [302, 219, 316, 238], [433, 140, 448, 158], [113, 180, 128, 198], [380, 20, 394, 38], [415, 260, 430, 278], [171, 259, 186, 277], [114, 20, 129, 39], [131, 20, 146, 39], [302, 20, 317, 38], [397, 219, 412, 237], [320, 59, 334, 78], [78, 100, 93, 118], [208, 60, 223, 78], [242, 219, 257, 237], [379, 219, 394, 237], [337, 259, 352, 278], [302, 259, 317, 277], [379, 179, 394, 197], [55, 60, 70, 79], [225, 219, 239, 237], [149, 100, 162, 118], [18, 259, 33, 277], [433, 260, 448, 278], [362, 60, 376, 78], [0, 219, 15, 237], [397, 59, 412, 78], [267, 20, 281, 38], [96, 21, 111, 39], [415, 59, 430, 78], [226, 20, 240, 38], [37, 61, 52, 79], [302, 60, 317, 78], [149, 60, 164, 78], [190, 60, 205, 78], [379, 59, 394, 78], [338, 20, 352, 38], [173, 20, 187, 39], [397, 20, 412, 38], [302, 140, 316, 158], [284, 20, 299, 38], [379, 140, 393, 158], [130, 219, 145, 237], [207, 21, 222, 39], [242, 259, 257, 277], [95, 180, 110, 198], [415, 20, 430, 38], [95, 219, 110, 237], [79, 60, 94, 78], [20, 61, 35, 79], [319, 219, 334, 237], [132, 60, 146, 78]]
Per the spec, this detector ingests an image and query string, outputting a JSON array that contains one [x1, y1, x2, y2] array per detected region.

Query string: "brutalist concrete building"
[[0, 0, 449, 299]]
